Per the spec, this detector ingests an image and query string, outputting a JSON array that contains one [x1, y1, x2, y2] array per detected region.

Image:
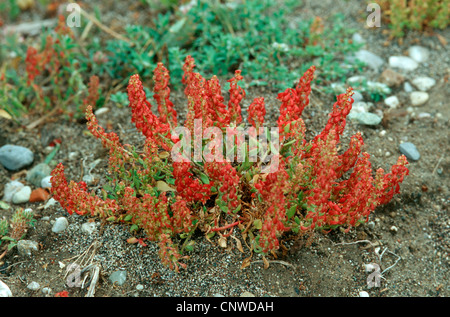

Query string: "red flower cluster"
[[128, 74, 171, 150], [205, 161, 240, 212], [172, 162, 212, 204], [277, 65, 315, 140], [50, 163, 119, 217], [254, 161, 291, 253], [153, 63, 177, 129], [227, 70, 245, 125], [248, 97, 266, 129]]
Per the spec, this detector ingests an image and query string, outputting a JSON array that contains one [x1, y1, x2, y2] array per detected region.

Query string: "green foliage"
[[104, 0, 362, 90]]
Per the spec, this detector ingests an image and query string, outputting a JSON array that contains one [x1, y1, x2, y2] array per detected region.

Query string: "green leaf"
[[253, 219, 262, 230], [199, 173, 210, 185], [287, 205, 296, 219], [156, 180, 175, 192]]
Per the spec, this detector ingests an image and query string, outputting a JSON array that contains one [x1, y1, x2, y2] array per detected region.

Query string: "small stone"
[[399, 142, 420, 161], [411, 76, 436, 92], [29, 188, 50, 203], [41, 287, 52, 295], [0, 280, 12, 297], [136, 284, 144, 291], [240, 291, 255, 297], [52, 217, 69, 233], [350, 112, 382, 126], [27, 281, 40, 291], [40, 176, 52, 189], [352, 90, 364, 102], [213, 293, 225, 297], [379, 68, 405, 87], [359, 291, 370, 297], [388, 56, 418, 71], [109, 270, 127, 286], [352, 33, 365, 45], [26, 163, 52, 188], [94, 107, 109, 116], [403, 82, 414, 93], [408, 45, 429, 63], [0, 144, 34, 171], [384, 95, 400, 109], [12, 186, 32, 204], [410, 91, 429, 106], [390, 225, 398, 233], [44, 198, 58, 210], [81, 222, 97, 235], [354, 50, 384, 71], [17, 240, 39, 257], [2, 180, 24, 202]]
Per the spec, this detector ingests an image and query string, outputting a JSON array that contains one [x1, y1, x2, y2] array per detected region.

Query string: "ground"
[[0, 0, 448, 298]]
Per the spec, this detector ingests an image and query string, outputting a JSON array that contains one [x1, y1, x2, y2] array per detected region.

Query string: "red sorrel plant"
[[50, 56, 409, 271]]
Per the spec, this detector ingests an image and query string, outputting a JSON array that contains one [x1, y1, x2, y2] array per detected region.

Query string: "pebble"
[[384, 95, 400, 109], [408, 45, 429, 63], [240, 291, 255, 297], [94, 107, 109, 116], [352, 33, 365, 45], [399, 142, 420, 161], [411, 76, 436, 92], [29, 188, 51, 202], [81, 222, 97, 235], [27, 281, 40, 291], [40, 175, 52, 189], [109, 270, 127, 286], [0, 144, 34, 171], [52, 217, 69, 233], [379, 68, 405, 87], [349, 112, 382, 126], [351, 101, 372, 114], [390, 225, 399, 233], [403, 82, 414, 92], [352, 90, 364, 102], [41, 287, 52, 295], [12, 186, 32, 204], [354, 50, 384, 71], [0, 280, 12, 297], [136, 284, 144, 291], [388, 56, 418, 71], [410, 91, 429, 106], [359, 291, 370, 297], [44, 198, 58, 209], [26, 163, 52, 188], [17, 239, 39, 257], [2, 180, 24, 202]]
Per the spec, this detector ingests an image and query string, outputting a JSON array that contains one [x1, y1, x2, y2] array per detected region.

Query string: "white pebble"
[[40, 175, 52, 189], [408, 45, 429, 63], [359, 291, 370, 297], [384, 95, 400, 109], [52, 217, 69, 233], [389, 56, 418, 71], [411, 76, 436, 91], [27, 281, 40, 291], [0, 280, 12, 297], [410, 91, 429, 106], [12, 186, 32, 204]]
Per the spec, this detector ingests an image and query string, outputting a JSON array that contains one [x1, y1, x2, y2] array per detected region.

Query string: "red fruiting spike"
[[227, 70, 245, 124], [248, 97, 266, 128], [153, 63, 177, 128]]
